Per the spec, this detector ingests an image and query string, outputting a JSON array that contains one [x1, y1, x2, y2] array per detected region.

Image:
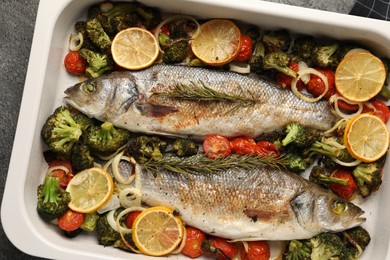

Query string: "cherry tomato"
[[203, 135, 232, 159], [275, 61, 304, 90], [64, 51, 87, 76], [362, 99, 390, 123], [235, 34, 253, 62], [230, 136, 258, 155], [57, 209, 84, 232], [256, 140, 280, 158], [150, 24, 171, 36], [306, 68, 335, 99], [181, 226, 207, 258], [335, 99, 360, 111], [125, 210, 142, 229], [240, 241, 270, 260], [48, 159, 74, 188], [209, 237, 239, 260], [328, 169, 358, 200]]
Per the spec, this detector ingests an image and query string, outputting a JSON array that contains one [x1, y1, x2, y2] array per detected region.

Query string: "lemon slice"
[[191, 19, 241, 66], [344, 113, 389, 162], [132, 206, 184, 256], [111, 27, 159, 70], [335, 52, 386, 102], [66, 167, 114, 213]]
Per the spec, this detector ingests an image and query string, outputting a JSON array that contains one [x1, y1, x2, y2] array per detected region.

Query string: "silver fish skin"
[[139, 164, 365, 241], [64, 65, 336, 140]]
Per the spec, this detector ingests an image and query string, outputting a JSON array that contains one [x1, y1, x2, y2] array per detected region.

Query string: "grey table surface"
[[0, 0, 356, 259]]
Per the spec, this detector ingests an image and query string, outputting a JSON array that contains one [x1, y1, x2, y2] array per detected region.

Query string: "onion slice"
[[328, 94, 363, 119], [119, 187, 142, 208], [291, 68, 329, 103], [297, 61, 310, 84], [229, 62, 251, 74], [331, 157, 361, 167], [46, 166, 69, 176], [111, 151, 134, 184], [68, 32, 83, 51]]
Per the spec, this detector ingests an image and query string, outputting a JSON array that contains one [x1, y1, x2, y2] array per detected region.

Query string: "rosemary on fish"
[[140, 153, 287, 175]]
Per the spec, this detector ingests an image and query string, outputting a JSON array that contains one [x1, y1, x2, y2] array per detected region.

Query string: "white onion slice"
[[68, 32, 83, 51], [269, 241, 285, 260], [111, 151, 134, 184], [329, 94, 363, 119], [297, 61, 310, 84], [97, 195, 120, 214], [46, 166, 69, 176], [331, 157, 361, 167], [323, 118, 347, 137], [229, 62, 251, 74], [119, 187, 142, 208], [291, 68, 329, 103], [170, 225, 187, 254]]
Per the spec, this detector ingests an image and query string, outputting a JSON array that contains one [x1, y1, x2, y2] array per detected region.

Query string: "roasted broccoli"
[[70, 141, 95, 173], [310, 232, 350, 260], [169, 21, 190, 40], [248, 40, 265, 73], [96, 211, 121, 246], [41, 106, 83, 157], [309, 166, 349, 188], [99, 2, 139, 35], [162, 41, 189, 64], [282, 152, 308, 173], [70, 109, 95, 134], [282, 239, 311, 260], [256, 130, 284, 149], [86, 18, 111, 51], [127, 135, 167, 163], [172, 138, 198, 157], [75, 21, 99, 52], [342, 226, 371, 252], [291, 35, 316, 65], [352, 162, 382, 197], [313, 42, 342, 68], [263, 51, 297, 78], [85, 122, 130, 155], [79, 48, 112, 78], [135, 4, 162, 29], [37, 176, 71, 220], [262, 29, 292, 53], [303, 140, 343, 163], [281, 122, 321, 148], [80, 212, 100, 232]]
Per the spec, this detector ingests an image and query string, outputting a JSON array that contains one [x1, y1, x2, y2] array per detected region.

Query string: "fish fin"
[[135, 102, 178, 117]]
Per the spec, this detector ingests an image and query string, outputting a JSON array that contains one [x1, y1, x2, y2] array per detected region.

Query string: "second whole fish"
[[64, 65, 336, 139]]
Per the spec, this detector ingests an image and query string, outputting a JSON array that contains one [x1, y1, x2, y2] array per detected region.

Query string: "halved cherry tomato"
[[235, 34, 253, 62], [362, 99, 390, 123], [208, 237, 239, 260], [181, 226, 207, 258], [64, 51, 87, 76], [306, 68, 335, 99], [125, 210, 142, 229], [48, 159, 74, 188], [58, 209, 84, 232], [203, 135, 232, 159], [240, 241, 270, 260], [275, 61, 304, 90], [230, 136, 258, 155], [256, 140, 280, 158], [328, 169, 358, 200], [335, 99, 360, 111]]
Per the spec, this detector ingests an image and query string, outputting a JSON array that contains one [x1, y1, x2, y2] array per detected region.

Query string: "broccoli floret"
[[282, 239, 311, 260], [135, 5, 162, 29], [169, 22, 190, 40], [80, 212, 100, 232], [110, 14, 139, 33], [379, 84, 390, 100], [96, 211, 121, 246], [85, 122, 130, 155], [263, 51, 297, 78], [244, 26, 261, 43], [303, 140, 343, 163], [281, 122, 321, 148], [313, 42, 342, 68], [37, 176, 71, 220], [127, 135, 167, 163], [309, 166, 349, 188], [163, 41, 189, 64], [79, 48, 112, 78], [342, 226, 371, 252], [248, 40, 265, 73], [99, 2, 139, 34], [352, 162, 382, 197], [172, 138, 198, 157], [262, 29, 292, 53], [291, 35, 316, 65], [86, 18, 112, 51], [70, 141, 94, 173], [41, 106, 83, 157], [282, 152, 308, 173], [70, 109, 95, 134], [310, 232, 349, 260], [256, 130, 284, 149], [75, 21, 99, 52]]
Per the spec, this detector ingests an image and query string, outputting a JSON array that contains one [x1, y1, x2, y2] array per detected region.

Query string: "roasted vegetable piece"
[[342, 226, 371, 251], [86, 18, 112, 51], [181, 226, 207, 258], [291, 35, 316, 65], [79, 48, 112, 78], [282, 152, 308, 173], [352, 162, 383, 197], [74, 21, 99, 51], [58, 209, 84, 232], [64, 51, 87, 76], [202, 237, 239, 260], [248, 40, 265, 73], [263, 51, 297, 78], [85, 121, 130, 155], [70, 141, 95, 173], [309, 166, 349, 188], [80, 212, 100, 232], [162, 41, 189, 64], [96, 211, 121, 246], [172, 138, 198, 157], [41, 106, 83, 157], [135, 4, 162, 29], [282, 239, 311, 260], [70, 109, 95, 134], [37, 175, 71, 220], [328, 169, 358, 200], [310, 232, 350, 260], [127, 135, 167, 162], [313, 42, 342, 68], [262, 29, 292, 53], [281, 122, 321, 148], [169, 21, 190, 40]]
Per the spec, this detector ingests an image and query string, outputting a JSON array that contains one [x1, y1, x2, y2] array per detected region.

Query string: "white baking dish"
[[2, 0, 390, 259]]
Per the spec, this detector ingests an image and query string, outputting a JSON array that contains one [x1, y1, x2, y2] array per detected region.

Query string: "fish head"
[[292, 191, 365, 234], [64, 72, 139, 120]]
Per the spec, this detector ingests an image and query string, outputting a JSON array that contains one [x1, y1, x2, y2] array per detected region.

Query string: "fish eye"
[[81, 82, 96, 94], [331, 200, 347, 215]]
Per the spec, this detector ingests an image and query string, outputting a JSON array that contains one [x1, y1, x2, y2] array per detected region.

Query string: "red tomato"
[[125, 211, 142, 229], [362, 99, 390, 123], [150, 24, 171, 36], [57, 209, 84, 232], [235, 35, 253, 62], [335, 99, 360, 111], [210, 237, 239, 260], [48, 159, 74, 188], [230, 136, 258, 155], [306, 68, 335, 99], [256, 141, 280, 158], [328, 169, 358, 200], [64, 51, 87, 76], [203, 135, 232, 159], [240, 241, 270, 260], [181, 226, 207, 258], [275, 61, 304, 90]]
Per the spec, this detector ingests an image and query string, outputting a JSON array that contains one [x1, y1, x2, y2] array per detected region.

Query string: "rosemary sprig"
[[140, 153, 287, 175]]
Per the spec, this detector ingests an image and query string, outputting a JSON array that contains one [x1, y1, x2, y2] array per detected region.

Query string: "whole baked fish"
[[64, 65, 336, 139], [139, 163, 365, 241]]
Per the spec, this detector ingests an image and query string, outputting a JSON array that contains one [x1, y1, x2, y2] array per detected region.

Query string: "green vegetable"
[[169, 21, 190, 40], [291, 35, 316, 65], [37, 176, 71, 220], [248, 40, 265, 73], [96, 211, 121, 246], [70, 141, 94, 173], [162, 41, 189, 64], [262, 29, 292, 53], [342, 226, 371, 251], [75, 21, 99, 52], [313, 42, 342, 68], [310, 232, 349, 260], [352, 162, 382, 197], [41, 106, 83, 157], [281, 122, 321, 148], [70, 109, 95, 134], [85, 121, 131, 156], [80, 212, 100, 232], [282, 152, 307, 173], [79, 48, 112, 78], [172, 138, 198, 157], [135, 4, 162, 29], [86, 18, 112, 51], [282, 239, 311, 260], [263, 51, 297, 78], [309, 166, 349, 188], [127, 135, 167, 163]]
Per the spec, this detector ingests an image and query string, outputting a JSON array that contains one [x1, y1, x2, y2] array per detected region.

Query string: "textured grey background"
[[0, 0, 355, 259]]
